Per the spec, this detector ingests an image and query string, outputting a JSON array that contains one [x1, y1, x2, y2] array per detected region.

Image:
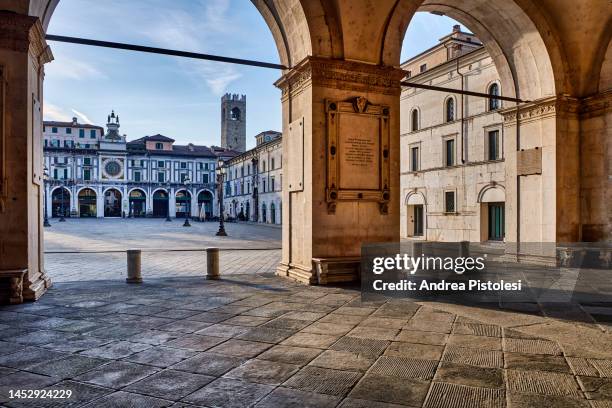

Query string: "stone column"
[[97, 187, 104, 217], [275, 57, 405, 284], [169, 188, 176, 217], [0, 12, 53, 301]]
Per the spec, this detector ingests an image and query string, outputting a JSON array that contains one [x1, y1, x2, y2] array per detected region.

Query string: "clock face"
[[105, 161, 121, 176]]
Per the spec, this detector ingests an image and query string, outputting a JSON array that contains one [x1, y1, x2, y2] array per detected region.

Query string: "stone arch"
[[405, 190, 427, 206], [443, 95, 456, 122], [485, 80, 502, 111], [477, 183, 506, 203], [598, 38, 612, 92]]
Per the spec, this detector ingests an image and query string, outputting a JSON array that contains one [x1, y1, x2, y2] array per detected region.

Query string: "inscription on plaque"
[[338, 115, 379, 190]]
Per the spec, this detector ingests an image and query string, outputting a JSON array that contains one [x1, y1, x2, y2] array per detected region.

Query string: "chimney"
[[453, 24, 461, 33]]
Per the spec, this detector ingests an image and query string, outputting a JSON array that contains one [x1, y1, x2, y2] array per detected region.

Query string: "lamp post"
[[165, 183, 172, 222], [43, 166, 51, 227], [183, 176, 191, 227], [59, 182, 66, 222], [215, 159, 227, 236]]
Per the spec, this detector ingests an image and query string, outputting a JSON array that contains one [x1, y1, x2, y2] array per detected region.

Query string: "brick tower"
[[220, 94, 246, 152]]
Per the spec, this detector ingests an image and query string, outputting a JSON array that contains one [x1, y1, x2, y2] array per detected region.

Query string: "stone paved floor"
[[1, 275, 612, 407], [44, 219, 281, 282]]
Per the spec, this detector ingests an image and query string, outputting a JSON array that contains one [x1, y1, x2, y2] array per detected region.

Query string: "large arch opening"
[[51, 187, 70, 218], [103, 188, 122, 218], [78, 188, 97, 218]]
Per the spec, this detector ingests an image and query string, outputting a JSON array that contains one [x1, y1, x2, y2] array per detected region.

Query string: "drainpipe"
[[456, 58, 465, 164]]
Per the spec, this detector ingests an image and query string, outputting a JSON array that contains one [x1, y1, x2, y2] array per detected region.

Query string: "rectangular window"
[[53, 169, 58, 179], [180, 173, 187, 183], [271, 177, 275, 191], [63, 169, 68, 179], [445, 139, 455, 167], [155, 142, 163, 150], [410, 146, 419, 172], [84, 144, 90, 149], [203, 173, 209, 183], [205, 163, 209, 170], [79, 129, 85, 138], [44, 139, 48, 147], [66, 128, 72, 134], [52, 127, 58, 133], [445, 191, 456, 213], [90, 129, 96, 139], [84, 169, 91, 181], [134, 172, 141, 182], [158, 172, 165, 183], [262, 179, 266, 193], [488, 130, 500, 160], [181, 162, 187, 169], [83, 157, 91, 166], [141, 160, 145, 167], [158, 161, 164, 168], [420, 63, 427, 73]]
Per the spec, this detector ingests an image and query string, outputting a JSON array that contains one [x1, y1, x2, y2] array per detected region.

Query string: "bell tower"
[[220, 94, 246, 152]]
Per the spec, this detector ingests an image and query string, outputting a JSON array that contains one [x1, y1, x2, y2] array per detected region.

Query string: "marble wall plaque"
[[338, 114, 380, 190]]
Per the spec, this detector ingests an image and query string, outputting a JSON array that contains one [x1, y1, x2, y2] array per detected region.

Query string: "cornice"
[[0, 11, 53, 66], [275, 57, 406, 99]]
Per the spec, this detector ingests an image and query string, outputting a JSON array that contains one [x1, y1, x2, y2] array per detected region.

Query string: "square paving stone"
[[404, 319, 453, 334], [80, 390, 172, 408], [224, 358, 300, 385], [506, 369, 582, 396], [0, 341, 26, 357], [213, 305, 254, 315], [122, 305, 168, 316], [281, 332, 341, 349], [506, 393, 591, 408], [590, 359, 612, 377], [74, 361, 159, 388], [158, 320, 212, 334], [395, 330, 448, 345], [453, 322, 502, 337], [195, 324, 249, 338], [330, 336, 389, 358], [347, 326, 399, 341], [170, 352, 246, 376], [424, 382, 505, 408], [182, 378, 274, 408], [223, 316, 270, 327], [164, 334, 225, 352], [12, 329, 74, 346], [124, 369, 214, 400], [39, 336, 112, 353], [208, 339, 271, 358], [261, 318, 310, 331], [505, 352, 571, 373], [0, 367, 16, 378], [86, 325, 146, 340], [0, 372, 59, 398], [334, 307, 375, 316], [359, 317, 406, 329], [155, 309, 201, 319], [441, 345, 503, 368], [309, 350, 376, 372], [37, 380, 112, 406], [349, 373, 430, 406], [80, 341, 152, 359], [370, 355, 438, 380], [236, 327, 295, 344], [124, 346, 197, 368], [302, 322, 355, 336], [503, 338, 563, 355], [257, 345, 322, 366], [27, 355, 108, 379], [319, 314, 368, 326], [384, 342, 443, 361], [0, 346, 67, 369], [434, 361, 504, 388], [566, 357, 600, 376], [283, 366, 361, 396], [254, 387, 341, 408], [577, 376, 612, 399], [126, 330, 181, 346], [338, 397, 414, 408], [280, 311, 326, 322], [448, 334, 502, 350]]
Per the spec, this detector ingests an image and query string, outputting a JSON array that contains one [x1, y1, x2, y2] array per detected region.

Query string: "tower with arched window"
[[221, 93, 246, 153]]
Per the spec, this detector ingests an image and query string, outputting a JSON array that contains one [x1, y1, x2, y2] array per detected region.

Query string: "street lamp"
[[183, 176, 191, 227], [43, 166, 51, 227], [215, 159, 227, 236], [165, 183, 172, 222], [59, 182, 66, 222]]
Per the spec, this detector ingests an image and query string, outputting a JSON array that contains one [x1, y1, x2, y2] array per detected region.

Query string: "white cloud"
[[43, 103, 71, 122], [46, 57, 107, 81], [71, 109, 93, 124]]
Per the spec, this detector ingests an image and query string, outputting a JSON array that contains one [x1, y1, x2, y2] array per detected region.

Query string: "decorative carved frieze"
[[0, 11, 53, 68], [499, 94, 611, 123], [275, 57, 406, 100], [325, 96, 390, 214]]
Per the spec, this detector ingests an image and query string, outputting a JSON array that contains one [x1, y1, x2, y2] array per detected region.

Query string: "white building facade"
[[400, 26, 506, 242], [43, 112, 235, 220], [223, 131, 282, 224]]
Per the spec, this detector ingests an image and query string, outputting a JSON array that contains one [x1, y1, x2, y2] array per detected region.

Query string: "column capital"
[[499, 95, 581, 124], [0, 11, 53, 66], [274, 56, 406, 100]]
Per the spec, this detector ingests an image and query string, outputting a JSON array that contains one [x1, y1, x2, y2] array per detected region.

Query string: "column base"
[[277, 257, 361, 285], [22, 270, 52, 301]]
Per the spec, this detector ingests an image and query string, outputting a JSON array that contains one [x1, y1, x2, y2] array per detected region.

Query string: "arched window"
[[411, 109, 419, 131], [488, 83, 500, 110], [445, 98, 455, 122], [231, 107, 241, 121]]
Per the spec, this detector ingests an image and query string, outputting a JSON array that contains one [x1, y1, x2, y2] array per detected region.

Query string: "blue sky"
[[45, 1, 462, 149]]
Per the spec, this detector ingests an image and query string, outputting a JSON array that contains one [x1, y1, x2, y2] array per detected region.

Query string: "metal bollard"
[[459, 241, 470, 258], [206, 248, 220, 280], [126, 249, 142, 283]]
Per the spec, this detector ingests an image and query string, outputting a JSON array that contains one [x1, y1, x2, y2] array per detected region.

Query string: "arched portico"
[[0, 1, 610, 300]]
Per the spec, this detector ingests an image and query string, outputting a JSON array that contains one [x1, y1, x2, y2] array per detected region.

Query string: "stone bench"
[[0, 269, 26, 304]]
